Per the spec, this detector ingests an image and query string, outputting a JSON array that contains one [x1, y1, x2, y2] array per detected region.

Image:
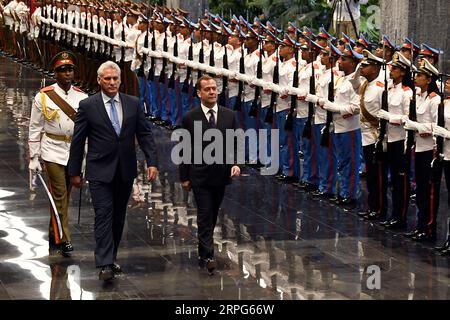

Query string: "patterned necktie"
[[208, 109, 216, 128], [109, 98, 121, 136]]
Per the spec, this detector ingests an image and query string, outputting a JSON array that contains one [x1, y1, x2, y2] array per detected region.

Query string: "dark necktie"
[[208, 109, 216, 128]]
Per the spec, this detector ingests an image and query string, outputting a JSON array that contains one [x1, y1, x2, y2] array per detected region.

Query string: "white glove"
[[415, 122, 432, 135], [323, 100, 341, 113], [389, 114, 408, 125], [403, 119, 418, 131], [377, 109, 391, 121], [433, 125, 450, 139], [291, 87, 307, 97], [317, 98, 326, 106], [305, 94, 319, 104], [28, 156, 42, 172]]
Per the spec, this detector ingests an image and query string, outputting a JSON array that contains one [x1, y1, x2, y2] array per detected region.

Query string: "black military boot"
[[61, 241, 74, 257]]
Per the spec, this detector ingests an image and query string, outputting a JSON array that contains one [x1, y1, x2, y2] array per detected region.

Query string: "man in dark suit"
[[180, 75, 241, 275], [68, 61, 158, 281]]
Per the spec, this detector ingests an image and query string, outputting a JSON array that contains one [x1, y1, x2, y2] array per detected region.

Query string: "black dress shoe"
[[205, 258, 217, 275], [364, 211, 380, 220], [110, 263, 122, 273], [338, 197, 356, 207], [62, 241, 74, 252], [434, 240, 450, 252], [411, 232, 435, 242], [329, 195, 342, 204], [311, 190, 333, 199], [404, 229, 420, 238], [357, 209, 371, 218], [278, 175, 298, 183], [297, 181, 308, 189], [384, 219, 406, 230], [439, 247, 450, 256], [99, 266, 115, 281], [379, 219, 391, 226]]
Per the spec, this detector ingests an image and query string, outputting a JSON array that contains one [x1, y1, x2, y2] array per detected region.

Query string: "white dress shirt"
[[201, 103, 218, 125]]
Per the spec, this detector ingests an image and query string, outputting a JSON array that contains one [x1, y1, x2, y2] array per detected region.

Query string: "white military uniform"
[[243, 48, 260, 103], [112, 19, 124, 62], [314, 67, 342, 125], [261, 51, 278, 108], [384, 83, 413, 142], [442, 98, 450, 160], [192, 38, 211, 84], [412, 90, 441, 152], [227, 45, 242, 98], [28, 83, 88, 166], [176, 34, 190, 84], [297, 61, 321, 118], [14, 1, 28, 34], [124, 22, 139, 62], [3, 0, 18, 30], [276, 56, 296, 112], [211, 41, 224, 93], [360, 78, 384, 146]]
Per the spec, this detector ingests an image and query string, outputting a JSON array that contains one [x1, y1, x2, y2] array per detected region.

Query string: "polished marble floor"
[[0, 56, 449, 300]]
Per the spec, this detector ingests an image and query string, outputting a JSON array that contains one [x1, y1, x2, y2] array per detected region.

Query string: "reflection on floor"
[[0, 56, 449, 300]]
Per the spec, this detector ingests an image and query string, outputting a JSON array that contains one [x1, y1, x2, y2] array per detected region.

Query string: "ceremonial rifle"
[[375, 39, 388, 160], [264, 41, 279, 124], [302, 39, 316, 139], [249, 35, 263, 117], [320, 47, 335, 147]]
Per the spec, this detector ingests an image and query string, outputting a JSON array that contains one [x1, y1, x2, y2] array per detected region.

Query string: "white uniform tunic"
[[296, 61, 321, 118], [314, 67, 342, 125], [28, 84, 88, 166], [442, 99, 450, 160], [227, 45, 242, 98], [414, 91, 441, 153], [331, 72, 361, 134], [276, 57, 296, 113], [261, 51, 278, 108], [360, 78, 384, 146], [243, 49, 261, 103], [386, 83, 413, 143]]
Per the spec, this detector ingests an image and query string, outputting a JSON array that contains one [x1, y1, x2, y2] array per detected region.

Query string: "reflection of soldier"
[[49, 261, 72, 300]]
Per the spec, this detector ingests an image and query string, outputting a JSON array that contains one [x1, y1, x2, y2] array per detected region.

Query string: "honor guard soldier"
[[295, 37, 322, 188], [275, 35, 297, 181], [418, 43, 441, 66], [354, 33, 371, 54], [309, 43, 342, 198], [319, 44, 363, 206], [377, 52, 414, 229], [356, 49, 386, 220], [403, 59, 441, 241], [28, 51, 88, 256], [432, 79, 450, 255], [399, 38, 420, 62]]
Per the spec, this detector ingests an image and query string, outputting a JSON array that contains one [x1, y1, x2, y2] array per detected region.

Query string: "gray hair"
[[97, 61, 121, 78]]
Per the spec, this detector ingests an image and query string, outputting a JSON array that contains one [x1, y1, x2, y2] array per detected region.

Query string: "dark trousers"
[[387, 140, 409, 222], [363, 144, 387, 217], [445, 160, 450, 208], [192, 186, 226, 260], [89, 170, 133, 267], [415, 150, 434, 233]]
